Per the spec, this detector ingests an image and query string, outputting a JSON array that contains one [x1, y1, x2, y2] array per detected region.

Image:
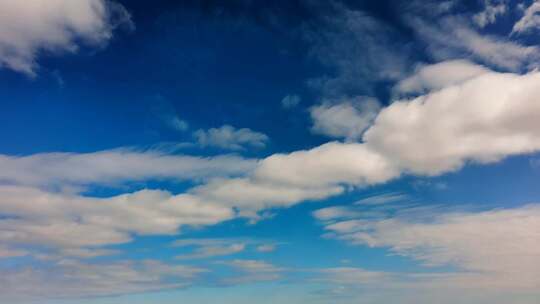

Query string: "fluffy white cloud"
[[194, 125, 269, 150], [254, 142, 398, 188], [310, 97, 381, 140], [0, 0, 132, 76], [365, 70, 540, 175], [512, 1, 540, 34], [196, 68, 540, 213], [191, 142, 399, 215], [192, 177, 343, 216], [394, 60, 491, 94], [0, 148, 256, 189]]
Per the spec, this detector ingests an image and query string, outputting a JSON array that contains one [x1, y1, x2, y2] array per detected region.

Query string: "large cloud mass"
[[0, 0, 131, 76]]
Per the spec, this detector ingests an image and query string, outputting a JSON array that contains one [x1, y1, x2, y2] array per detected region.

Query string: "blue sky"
[[0, 1, 540, 303]]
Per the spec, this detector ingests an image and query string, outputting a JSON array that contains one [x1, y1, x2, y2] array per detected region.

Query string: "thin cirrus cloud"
[[0, 259, 207, 300], [314, 202, 540, 295], [0, 0, 133, 76], [173, 239, 246, 260], [409, 16, 538, 71], [512, 1, 540, 34]]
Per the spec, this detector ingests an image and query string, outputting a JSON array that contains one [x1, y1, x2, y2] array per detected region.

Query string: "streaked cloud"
[[0, 259, 206, 300], [315, 203, 540, 292], [512, 1, 540, 34], [0, 148, 256, 189]]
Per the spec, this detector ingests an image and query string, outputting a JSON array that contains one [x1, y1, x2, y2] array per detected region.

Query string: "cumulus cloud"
[[0, 148, 256, 189], [365, 70, 540, 175], [196, 67, 540, 214], [190, 141, 399, 216], [310, 97, 381, 140], [512, 1, 540, 34], [0, 0, 132, 76], [394, 60, 491, 94], [194, 125, 269, 150], [4, 67, 540, 255]]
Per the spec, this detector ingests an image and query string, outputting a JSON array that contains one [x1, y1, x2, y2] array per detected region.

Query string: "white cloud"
[[0, 259, 206, 300], [0, 186, 234, 256], [281, 94, 301, 108], [410, 16, 538, 71], [0, 0, 132, 76], [394, 60, 491, 94], [254, 142, 399, 189], [365, 70, 540, 175], [196, 68, 540, 214], [194, 125, 269, 150], [0, 245, 27, 258], [354, 193, 408, 205], [256, 244, 277, 252], [473, 0, 507, 28], [192, 177, 343, 216], [310, 97, 381, 140], [317, 203, 540, 292], [0, 148, 256, 189], [191, 142, 398, 216], [173, 239, 246, 260], [313, 206, 363, 221], [220, 259, 284, 284], [318, 267, 391, 285], [169, 116, 189, 131], [512, 1, 540, 34]]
